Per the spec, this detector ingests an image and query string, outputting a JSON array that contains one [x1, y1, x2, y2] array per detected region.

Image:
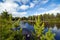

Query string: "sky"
[[0, 0, 60, 17]]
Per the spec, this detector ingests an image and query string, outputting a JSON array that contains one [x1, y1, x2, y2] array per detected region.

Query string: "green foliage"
[[0, 11, 13, 40], [45, 29, 55, 40], [34, 16, 55, 40], [0, 11, 56, 40], [34, 16, 44, 37], [0, 11, 24, 40], [40, 29, 55, 40]]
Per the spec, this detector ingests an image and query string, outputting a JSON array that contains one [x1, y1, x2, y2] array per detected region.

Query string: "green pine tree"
[[34, 16, 44, 40], [34, 16, 55, 40], [45, 29, 55, 40]]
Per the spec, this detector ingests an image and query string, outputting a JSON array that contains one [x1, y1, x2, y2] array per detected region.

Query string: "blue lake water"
[[16, 21, 60, 40]]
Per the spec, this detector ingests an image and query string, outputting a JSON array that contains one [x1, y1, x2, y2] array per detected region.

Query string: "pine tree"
[[34, 16, 55, 40], [34, 16, 44, 40], [45, 29, 55, 40]]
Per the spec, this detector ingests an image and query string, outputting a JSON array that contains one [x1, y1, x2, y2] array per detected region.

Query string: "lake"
[[19, 21, 60, 40]]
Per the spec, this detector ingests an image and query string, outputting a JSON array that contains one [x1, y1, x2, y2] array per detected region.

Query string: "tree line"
[[21, 13, 60, 22]]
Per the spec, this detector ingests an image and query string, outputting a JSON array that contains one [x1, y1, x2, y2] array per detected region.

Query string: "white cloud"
[[0, 2, 18, 13], [19, 5, 29, 10], [33, 11, 40, 16], [41, 0, 49, 4], [0, 1, 27, 17], [30, 3, 35, 8], [33, 13, 40, 16], [1, 0, 59, 17], [38, 8, 47, 11], [3, 0, 30, 4], [3, 0, 39, 10], [45, 5, 60, 14], [49, 3, 56, 7], [3, 0, 21, 2], [19, 3, 35, 10], [21, 0, 30, 4], [33, 0, 39, 4], [34, 5, 60, 15], [12, 12, 27, 17]]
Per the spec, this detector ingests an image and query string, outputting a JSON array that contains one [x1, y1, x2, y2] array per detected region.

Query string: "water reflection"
[[19, 21, 60, 40], [20, 21, 34, 32]]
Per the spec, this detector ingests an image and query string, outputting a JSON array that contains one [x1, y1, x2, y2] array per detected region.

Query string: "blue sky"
[[0, 0, 60, 17]]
